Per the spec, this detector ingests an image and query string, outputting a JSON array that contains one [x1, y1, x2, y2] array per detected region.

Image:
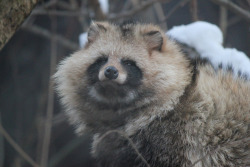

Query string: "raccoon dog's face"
[[54, 22, 192, 129], [84, 23, 158, 109], [87, 52, 143, 106]]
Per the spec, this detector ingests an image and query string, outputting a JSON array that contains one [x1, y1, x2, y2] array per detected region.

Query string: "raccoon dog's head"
[[54, 22, 192, 131]]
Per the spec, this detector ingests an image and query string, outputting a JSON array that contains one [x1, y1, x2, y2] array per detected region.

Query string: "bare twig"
[[32, 9, 86, 17], [190, 0, 198, 21], [40, 16, 57, 167], [0, 123, 40, 167], [108, 0, 165, 21], [211, 0, 250, 21], [219, 5, 228, 38], [78, 1, 88, 30], [161, 0, 192, 22], [36, 116, 45, 163], [154, 2, 168, 30], [22, 25, 79, 50], [97, 130, 150, 167]]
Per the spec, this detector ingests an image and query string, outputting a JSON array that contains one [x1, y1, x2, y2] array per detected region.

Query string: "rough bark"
[[0, 0, 40, 51]]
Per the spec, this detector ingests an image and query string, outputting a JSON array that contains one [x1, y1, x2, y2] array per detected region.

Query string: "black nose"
[[104, 66, 119, 80]]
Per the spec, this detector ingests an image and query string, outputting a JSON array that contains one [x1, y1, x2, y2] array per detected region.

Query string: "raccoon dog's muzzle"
[[87, 56, 143, 105], [98, 58, 127, 85]]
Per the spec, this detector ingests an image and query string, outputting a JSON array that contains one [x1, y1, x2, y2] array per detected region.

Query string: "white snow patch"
[[98, 0, 109, 14], [167, 21, 250, 78], [79, 32, 88, 48]]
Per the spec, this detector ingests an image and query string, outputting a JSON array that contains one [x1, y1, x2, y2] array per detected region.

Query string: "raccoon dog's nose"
[[104, 66, 119, 80]]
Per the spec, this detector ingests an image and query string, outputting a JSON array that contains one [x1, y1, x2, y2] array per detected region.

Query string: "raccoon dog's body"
[[54, 22, 250, 167]]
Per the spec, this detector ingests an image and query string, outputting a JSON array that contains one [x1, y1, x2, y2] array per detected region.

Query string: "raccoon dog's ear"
[[143, 30, 163, 51], [87, 22, 107, 43]]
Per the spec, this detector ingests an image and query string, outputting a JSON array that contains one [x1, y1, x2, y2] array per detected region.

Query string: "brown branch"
[[190, 0, 198, 21], [219, 6, 228, 38], [22, 25, 79, 50], [211, 0, 250, 21], [32, 9, 87, 17], [154, 2, 168, 30], [107, 0, 165, 21], [0, 0, 41, 51], [0, 122, 40, 167], [161, 0, 192, 22], [40, 16, 57, 167]]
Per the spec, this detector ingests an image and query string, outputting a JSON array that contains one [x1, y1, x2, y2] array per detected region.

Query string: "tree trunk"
[[0, 0, 40, 51]]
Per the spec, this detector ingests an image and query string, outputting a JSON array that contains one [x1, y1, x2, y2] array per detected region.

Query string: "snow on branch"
[[167, 21, 250, 79]]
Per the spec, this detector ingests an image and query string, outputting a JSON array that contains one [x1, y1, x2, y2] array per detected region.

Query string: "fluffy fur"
[[54, 22, 250, 167]]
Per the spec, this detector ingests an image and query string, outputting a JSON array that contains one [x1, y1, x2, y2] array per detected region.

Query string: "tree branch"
[[211, 0, 250, 21], [107, 0, 167, 21], [40, 16, 57, 167], [22, 25, 79, 50], [219, 5, 228, 38], [154, 2, 168, 30], [0, 122, 40, 167], [190, 0, 198, 21], [161, 0, 191, 22], [32, 9, 87, 17]]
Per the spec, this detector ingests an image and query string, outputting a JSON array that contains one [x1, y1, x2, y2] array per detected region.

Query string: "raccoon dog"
[[54, 22, 250, 167]]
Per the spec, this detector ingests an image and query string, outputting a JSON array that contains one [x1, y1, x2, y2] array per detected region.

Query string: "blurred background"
[[0, 0, 249, 167]]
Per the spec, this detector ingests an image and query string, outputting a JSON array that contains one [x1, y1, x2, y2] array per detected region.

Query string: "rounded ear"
[[87, 22, 107, 43], [143, 30, 163, 52]]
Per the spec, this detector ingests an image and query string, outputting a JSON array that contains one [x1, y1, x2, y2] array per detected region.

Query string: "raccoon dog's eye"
[[95, 56, 108, 65], [122, 60, 135, 66]]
